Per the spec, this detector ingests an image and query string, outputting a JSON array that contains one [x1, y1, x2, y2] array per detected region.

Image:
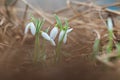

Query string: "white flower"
[[41, 31, 51, 41], [67, 28, 73, 33], [63, 28, 73, 43], [50, 27, 58, 40], [50, 39, 56, 46], [58, 30, 65, 43], [58, 28, 73, 44], [107, 17, 113, 30], [41, 31, 56, 46], [63, 33, 67, 43], [24, 22, 36, 35]]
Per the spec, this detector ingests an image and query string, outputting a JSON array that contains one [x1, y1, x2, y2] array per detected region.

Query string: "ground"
[[1, 0, 120, 80], [0, 28, 120, 80]]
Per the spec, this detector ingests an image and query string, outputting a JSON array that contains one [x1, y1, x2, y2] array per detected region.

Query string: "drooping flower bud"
[[41, 31, 51, 41], [25, 22, 36, 35], [50, 27, 59, 40], [107, 17, 113, 30]]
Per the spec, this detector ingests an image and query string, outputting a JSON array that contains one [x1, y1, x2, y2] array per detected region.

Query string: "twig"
[[64, 9, 91, 24], [105, 8, 120, 16], [67, 0, 79, 15], [102, 3, 120, 9], [93, 29, 100, 39], [22, 4, 28, 28], [0, 43, 10, 47], [98, 9, 107, 27], [8, 0, 18, 7], [54, 7, 69, 14], [21, 0, 53, 24], [96, 54, 117, 68]]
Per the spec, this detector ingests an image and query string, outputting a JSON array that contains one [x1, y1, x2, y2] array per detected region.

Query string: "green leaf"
[[64, 19, 69, 31], [106, 30, 113, 54], [55, 15, 62, 30], [35, 19, 45, 33], [116, 43, 120, 57], [93, 39, 100, 56]]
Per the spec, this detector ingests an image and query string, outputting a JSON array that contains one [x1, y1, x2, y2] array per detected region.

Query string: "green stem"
[[41, 40, 46, 61], [33, 33, 40, 63], [107, 30, 113, 53], [93, 39, 100, 56], [55, 30, 67, 63], [55, 42, 62, 63]]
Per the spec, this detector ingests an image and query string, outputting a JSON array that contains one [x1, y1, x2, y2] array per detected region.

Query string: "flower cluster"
[[25, 22, 73, 46], [107, 17, 113, 31], [24, 22, 56, 46], [24, 16, 73, 63]]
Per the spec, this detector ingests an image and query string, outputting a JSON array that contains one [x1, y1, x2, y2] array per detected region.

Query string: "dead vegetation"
[[1, 0, 120, 80]]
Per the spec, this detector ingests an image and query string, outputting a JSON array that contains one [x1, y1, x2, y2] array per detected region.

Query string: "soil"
[[0, 27, 119, 80]]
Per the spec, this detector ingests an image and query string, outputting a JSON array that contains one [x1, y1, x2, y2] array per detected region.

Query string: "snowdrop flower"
[[41, 31, 56, 46], [67, 28, 73, 33], [41, 31, 51, 41], [107, 17, 113, 30], [24, 22, 36, 35], [50, 27, 59, 40], [58, 28, 73, 44], [58, 30, 65, 43], [50, 38, 56, 46]]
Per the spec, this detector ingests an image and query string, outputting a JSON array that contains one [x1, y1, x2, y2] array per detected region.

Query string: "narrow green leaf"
[[55, 15, 62, 30], [93, 39, 100, 56]]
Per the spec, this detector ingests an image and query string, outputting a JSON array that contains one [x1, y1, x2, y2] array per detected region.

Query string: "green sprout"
[[32, 18, 44, 63], [54, 15, 73, 63], [106, 17, 113, 54], [24, 19, 38, 63], [93, 37, 100, 56], [25, 16, 54, 63], [24, 15, 73, 64]]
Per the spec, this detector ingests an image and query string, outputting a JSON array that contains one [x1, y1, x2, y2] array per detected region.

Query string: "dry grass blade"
[[67, 0, 79, 15], [102, 3, 120, 9], [0, 43, 10, 47], [96, 55, 115, 68], [93, 29, 100, 39], [54, 7, 69, 14], [71, 0, 100, 9], [21, 0, 53, 24], [105, 8, 120, 16]]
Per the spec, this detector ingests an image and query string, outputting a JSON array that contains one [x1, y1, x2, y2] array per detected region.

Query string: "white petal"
[[24, 22, 36, 35], [58, 30, 65, 43], [107, 17, 113, 30], [50, 27, 58, 40], [24, 23, 31, 34], [50, 39, 56, 46], [63, 34, 67, 44], [67, 28, 73, 33], [30, 22, 36, 35], [41, 32, 51, 41]]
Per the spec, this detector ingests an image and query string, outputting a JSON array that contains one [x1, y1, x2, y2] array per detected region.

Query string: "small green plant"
[[24, 17, 55, 63], [24, 15, 73, 63], [93, 30, 100, 57], [53, 15, 73, 62], [33, 18, 44, 63], [106, 17, 114, 54], [45, 15, 73, 63]]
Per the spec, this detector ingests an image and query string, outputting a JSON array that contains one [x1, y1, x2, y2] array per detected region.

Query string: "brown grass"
[[0, 0, 120, 80]]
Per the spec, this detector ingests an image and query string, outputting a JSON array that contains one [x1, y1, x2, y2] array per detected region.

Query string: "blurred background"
[[1, 0, 120, 12], [25, 0, 120, 11]]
